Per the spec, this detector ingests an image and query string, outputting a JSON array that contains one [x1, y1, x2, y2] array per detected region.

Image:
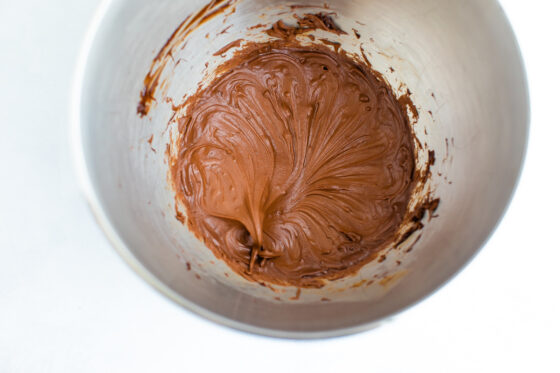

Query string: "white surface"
[[0, 0, 558, 372]]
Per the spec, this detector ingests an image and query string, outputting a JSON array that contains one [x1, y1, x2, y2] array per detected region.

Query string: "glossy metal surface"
[[73, 0, 529, 338]]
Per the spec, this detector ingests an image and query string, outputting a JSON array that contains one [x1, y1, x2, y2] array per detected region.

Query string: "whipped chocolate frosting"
[[171, 41, 416, 287]]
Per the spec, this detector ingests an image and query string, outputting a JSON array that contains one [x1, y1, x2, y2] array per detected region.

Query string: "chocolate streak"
[[266, 12, 346, 41], [137, 0, 236, 117], [170, 40, 416, 287]]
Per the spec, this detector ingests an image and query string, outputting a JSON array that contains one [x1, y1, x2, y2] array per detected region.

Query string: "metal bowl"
[[72, 0, 529, 338]]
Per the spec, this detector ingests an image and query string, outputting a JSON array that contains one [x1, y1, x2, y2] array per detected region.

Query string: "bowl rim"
[[70, 0, 531, 339]]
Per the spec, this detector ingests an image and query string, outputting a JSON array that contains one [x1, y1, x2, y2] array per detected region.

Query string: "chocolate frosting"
[[171, 42, 416, 287]]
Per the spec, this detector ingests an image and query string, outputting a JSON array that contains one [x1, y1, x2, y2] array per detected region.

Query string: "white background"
[[1, 1, 559, 372]]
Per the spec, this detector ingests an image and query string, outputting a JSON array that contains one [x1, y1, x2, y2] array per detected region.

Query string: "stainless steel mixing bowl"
[[72, 0, 529, 338]]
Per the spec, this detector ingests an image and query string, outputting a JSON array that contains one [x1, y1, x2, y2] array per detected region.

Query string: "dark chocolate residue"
[[266, 12, 346, 41], [398, 92, 419, 123], [137, 0, 236, 117], [319, 38, 341, 52], [213, 38, 243, 56], [360, 45, 372, 68]]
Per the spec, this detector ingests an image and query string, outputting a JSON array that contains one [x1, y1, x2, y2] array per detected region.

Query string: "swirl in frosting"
[[171, 43, 416, 287]]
